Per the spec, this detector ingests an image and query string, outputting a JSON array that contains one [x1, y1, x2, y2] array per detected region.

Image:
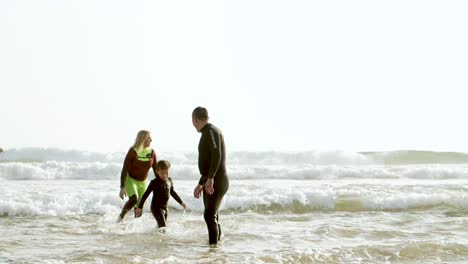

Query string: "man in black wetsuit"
[[192, 107, 229, 245]]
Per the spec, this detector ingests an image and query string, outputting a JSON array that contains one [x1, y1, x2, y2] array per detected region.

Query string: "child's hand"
[[135, 208, 143, 217], [181, 203, 187, 209]]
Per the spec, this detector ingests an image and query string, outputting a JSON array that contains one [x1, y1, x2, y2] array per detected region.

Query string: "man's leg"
[[217, 212, 221, 241], [203, 191, 225, 244]]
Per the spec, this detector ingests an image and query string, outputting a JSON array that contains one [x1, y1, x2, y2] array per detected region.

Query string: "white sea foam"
[[0, 148, 372, 165], [1, 148, 467, 217], [1, 180, 467, 217], [2, 161, 468, 181], [0, 161, 122, 180], [0, 149, 467, 264], [1, 148, 468, 181]]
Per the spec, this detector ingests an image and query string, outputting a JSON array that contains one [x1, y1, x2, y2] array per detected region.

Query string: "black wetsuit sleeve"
[[198, 132, 208, 186], [198, 175, 207, 186], [120, 149, 133, 188], [197, 125, 223, 186], [207, 128, 222, 180], [169, 179, 183, 204], [138, 180, 155, 208]]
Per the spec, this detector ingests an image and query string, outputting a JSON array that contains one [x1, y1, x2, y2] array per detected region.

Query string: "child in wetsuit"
[[135, 160, 187, 229]]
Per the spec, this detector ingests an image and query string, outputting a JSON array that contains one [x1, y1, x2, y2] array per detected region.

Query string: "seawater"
[[0, 149, 468, 263]]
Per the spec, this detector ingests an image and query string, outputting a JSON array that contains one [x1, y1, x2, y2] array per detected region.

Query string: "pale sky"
[[1, 1, 467, 153]]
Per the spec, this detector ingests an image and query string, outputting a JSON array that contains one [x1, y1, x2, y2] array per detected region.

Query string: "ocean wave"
[[226, 188, 468, 214], [0, 161, 122, 180], [1, 183, 467, 217], [0, 148, 196, 164], [364, 150, 468, 165], [250, 243, 468, 264], [1, 161, 468, 180], [0, 148, 373, 165], [4, 148, 468, 165]]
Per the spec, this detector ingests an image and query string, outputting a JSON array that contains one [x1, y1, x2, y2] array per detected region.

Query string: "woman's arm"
[[120, 149, 134, 188]]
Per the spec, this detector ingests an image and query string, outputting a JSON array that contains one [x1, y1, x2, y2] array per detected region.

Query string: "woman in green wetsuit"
[[117, 130, 158, 222]]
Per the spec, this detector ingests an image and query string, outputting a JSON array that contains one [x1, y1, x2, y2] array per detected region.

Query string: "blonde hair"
[[132, 130, 150, 149]]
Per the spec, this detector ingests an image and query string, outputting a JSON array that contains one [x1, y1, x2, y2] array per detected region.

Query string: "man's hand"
[[119, 188, 126, 200], [205, 178, 214, 195], [194, 184, 203, 199], [181, 203, 187, 209]]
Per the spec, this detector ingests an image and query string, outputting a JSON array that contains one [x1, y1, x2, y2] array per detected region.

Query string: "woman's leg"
[[118, 176, 141, 220], [119, 195, 137, 219]]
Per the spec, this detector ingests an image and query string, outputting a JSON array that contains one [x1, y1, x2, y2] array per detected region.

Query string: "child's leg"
[[151, 207, 167, 228]]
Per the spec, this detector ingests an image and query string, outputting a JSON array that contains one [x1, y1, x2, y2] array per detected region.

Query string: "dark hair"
[[192, 107, 209, 121], [156, 160, 171, 169]]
